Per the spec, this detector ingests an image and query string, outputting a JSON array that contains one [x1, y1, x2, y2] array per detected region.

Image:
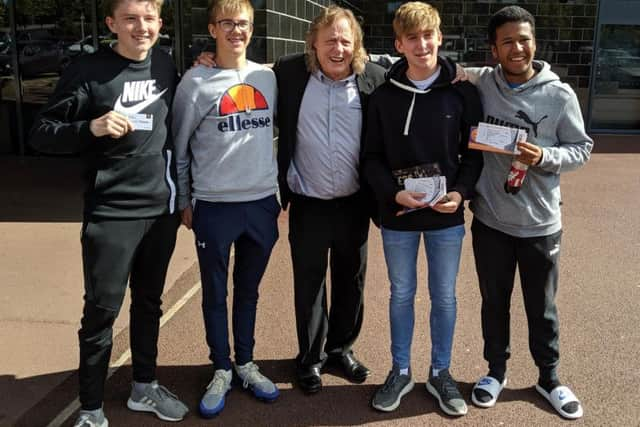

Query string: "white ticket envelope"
[[474, 122, 526, 152], [128, 113, 153, 131], [404, 176, 447, 206]]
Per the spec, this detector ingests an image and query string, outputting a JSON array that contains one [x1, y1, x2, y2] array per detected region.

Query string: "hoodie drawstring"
[[404, 93, 416, 136]]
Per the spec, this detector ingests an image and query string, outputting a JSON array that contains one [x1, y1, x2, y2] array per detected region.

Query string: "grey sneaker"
[[200, 369, 232, 418], [371, 367, 415, 412], [73, 410, 108, 427], [235, 361, 280, 401], [127, 381, 189, 422], [426, 368, 468, 416]]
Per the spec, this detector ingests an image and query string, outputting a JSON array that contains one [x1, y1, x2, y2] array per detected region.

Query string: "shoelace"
[[438, 372, 461, 397], [381, 371, 400, 392], [151, 383, 180, 402], [238, 362, 266, 388], [206, 372, 230, 394], [76, 414, 99, 427]]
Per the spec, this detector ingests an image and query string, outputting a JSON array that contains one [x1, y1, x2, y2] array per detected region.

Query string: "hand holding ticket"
[[469, 122, 527, 155], [404, 176, 447, 207]]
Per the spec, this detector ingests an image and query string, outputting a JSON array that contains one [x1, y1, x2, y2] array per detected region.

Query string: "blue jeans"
[[381, 224, 465, 371]]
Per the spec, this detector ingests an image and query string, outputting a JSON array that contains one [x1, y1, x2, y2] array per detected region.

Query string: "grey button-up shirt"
[[287, 70, 362, 199]]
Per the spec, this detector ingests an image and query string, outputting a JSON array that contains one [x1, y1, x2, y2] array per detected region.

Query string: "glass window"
[[6, 1, 99, 155], [590, 25, 640, 131]]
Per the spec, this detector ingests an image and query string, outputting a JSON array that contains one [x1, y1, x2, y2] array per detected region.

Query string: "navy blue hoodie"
[[363, 56, 483, 231]]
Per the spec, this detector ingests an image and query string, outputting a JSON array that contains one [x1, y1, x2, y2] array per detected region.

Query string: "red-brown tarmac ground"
[[1, 135, 639, 427]]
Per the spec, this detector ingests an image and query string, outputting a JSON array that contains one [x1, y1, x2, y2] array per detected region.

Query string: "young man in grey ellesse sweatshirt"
[[464, 6, 592, 420], [172, 0, 280, 417]]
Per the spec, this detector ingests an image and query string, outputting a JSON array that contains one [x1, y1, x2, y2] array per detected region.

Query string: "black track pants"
[[471, 218, 561, 380], [78, 214, 179, 410]]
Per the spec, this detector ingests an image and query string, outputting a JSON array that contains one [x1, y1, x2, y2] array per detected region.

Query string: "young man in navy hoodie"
[[364, 1, 483, 416], [30, 1, 188, 425]]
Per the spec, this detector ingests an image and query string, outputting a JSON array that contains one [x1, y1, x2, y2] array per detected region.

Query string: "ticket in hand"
[[404, 176, 447, 206], [127, 113, 154, 131], [469, 122, 527, 155]]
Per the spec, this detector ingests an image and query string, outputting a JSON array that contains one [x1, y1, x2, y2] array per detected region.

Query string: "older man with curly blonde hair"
[[273, 5, 385, 394]]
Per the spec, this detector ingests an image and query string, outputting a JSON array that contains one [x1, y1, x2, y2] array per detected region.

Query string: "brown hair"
[[103, 0, 163, 17], [392, 2, 441, 39], [304, 5, 367, 75], [207, 0, 254, 25]]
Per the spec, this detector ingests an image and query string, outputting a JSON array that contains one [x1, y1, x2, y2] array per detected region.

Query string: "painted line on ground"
[[46, 281, 203, 427]]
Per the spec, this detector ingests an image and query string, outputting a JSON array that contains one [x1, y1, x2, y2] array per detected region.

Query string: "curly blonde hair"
[[304, 5, 368, 75]]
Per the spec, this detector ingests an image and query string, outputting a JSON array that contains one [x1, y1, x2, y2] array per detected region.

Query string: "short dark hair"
[[488, 6, 535, 45]]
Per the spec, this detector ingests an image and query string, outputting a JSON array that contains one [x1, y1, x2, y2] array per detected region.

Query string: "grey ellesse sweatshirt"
[[468, 61, 593, 238], [172, 61, 277, 209]]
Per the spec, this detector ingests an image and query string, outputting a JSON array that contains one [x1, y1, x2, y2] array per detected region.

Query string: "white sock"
[[432, 368, 441, 377], [399, 368, 409, 376]]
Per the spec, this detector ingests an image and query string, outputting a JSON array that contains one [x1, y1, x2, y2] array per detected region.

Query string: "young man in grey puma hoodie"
[[465, 6, 592, 420]]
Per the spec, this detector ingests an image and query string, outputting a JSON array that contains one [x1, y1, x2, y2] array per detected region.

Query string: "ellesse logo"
[[217, 84, 272, 132]]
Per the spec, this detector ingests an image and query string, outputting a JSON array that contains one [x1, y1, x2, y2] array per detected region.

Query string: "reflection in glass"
[[0, 1, 18, 154], [591, 25, 640, 130]]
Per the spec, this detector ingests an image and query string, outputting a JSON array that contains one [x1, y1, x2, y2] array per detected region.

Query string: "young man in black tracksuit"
[[364, 2, 483, 416], [30, 1, 188, 426]]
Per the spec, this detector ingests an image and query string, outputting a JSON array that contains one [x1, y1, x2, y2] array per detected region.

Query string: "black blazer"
[[273, 53, 386, 211]]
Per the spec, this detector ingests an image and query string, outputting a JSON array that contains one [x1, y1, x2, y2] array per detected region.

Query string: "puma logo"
[[515, 110, 547, 137]]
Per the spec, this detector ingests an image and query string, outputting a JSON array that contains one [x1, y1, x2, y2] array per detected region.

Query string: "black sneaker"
[[426, 368, 468, 416], [371, 366, 415, 412]]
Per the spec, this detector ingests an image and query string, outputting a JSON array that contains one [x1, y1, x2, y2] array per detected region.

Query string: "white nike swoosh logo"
[[114, 88, 168, 115]]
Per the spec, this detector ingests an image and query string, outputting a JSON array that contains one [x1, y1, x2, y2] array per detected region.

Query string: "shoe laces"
[[206, 371, 231, 394], [150, 383, 180, 402], [75, 414, 99, 427], [237, 362, 267, 388], [381, 370, 400, 392], [438, 371, 461, 397]]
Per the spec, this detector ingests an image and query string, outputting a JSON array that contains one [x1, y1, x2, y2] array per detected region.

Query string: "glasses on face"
[[216, 19, 253, 32]]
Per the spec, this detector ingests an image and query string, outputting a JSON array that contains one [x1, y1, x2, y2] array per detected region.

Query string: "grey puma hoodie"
[[468, 61, 593, 237]]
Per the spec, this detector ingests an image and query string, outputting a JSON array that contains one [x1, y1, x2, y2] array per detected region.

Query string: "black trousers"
[[78, 214, 179, 410], [288, 192, 369, 369], [471, 218, 561, 380]]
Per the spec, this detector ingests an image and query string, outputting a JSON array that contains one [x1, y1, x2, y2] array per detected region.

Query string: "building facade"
[[0, 0, 638, 156]]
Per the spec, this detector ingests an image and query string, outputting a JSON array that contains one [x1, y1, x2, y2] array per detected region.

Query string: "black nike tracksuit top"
[[30, 46, 179, 219], [363, 57, 484, 231]]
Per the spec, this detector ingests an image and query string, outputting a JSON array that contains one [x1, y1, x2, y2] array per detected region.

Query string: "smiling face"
[[395, 27, 442, 80], [209, 8, 253, 60], [106, 0, 162, 61], [313, 16, 354, 81], [491, 21, 537, 84]]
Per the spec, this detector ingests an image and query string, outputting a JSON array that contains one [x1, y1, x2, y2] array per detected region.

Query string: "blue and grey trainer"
[[235, 361, 280, 401], [371, 366, 415, 412], [426, 368, 468, 416], [73, 409, 108, 427], [200, 369, 232, 418], [127, 381, 188, 421]]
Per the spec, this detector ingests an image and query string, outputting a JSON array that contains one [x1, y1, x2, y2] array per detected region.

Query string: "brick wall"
[[362, 0, 597, 89]]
